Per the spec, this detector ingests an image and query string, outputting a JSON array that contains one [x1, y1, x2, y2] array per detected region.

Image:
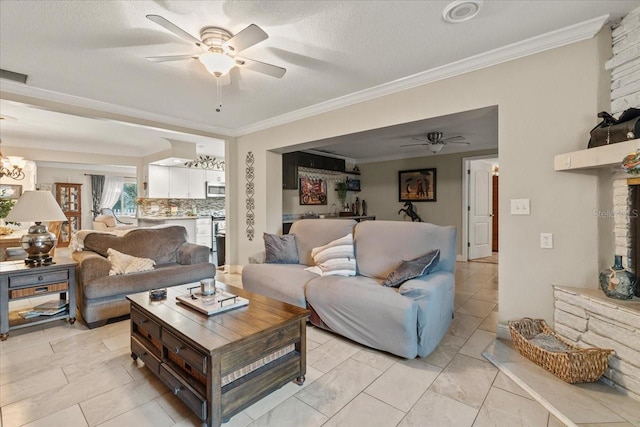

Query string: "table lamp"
[[5, 190, 67, 265]]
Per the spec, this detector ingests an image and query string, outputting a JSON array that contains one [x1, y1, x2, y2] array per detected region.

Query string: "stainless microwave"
[[206, 182, 225, 198]]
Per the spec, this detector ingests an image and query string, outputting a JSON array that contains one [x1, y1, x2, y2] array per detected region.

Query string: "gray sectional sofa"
[[73, 225, 216, 328], [242, 219, 457, 358]]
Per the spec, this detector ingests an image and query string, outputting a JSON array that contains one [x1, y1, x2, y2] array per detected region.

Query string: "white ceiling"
[[0, 1, 636, 163]]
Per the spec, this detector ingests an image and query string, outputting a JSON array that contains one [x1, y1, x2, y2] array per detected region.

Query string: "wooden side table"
[[0, 257, 77, 340]]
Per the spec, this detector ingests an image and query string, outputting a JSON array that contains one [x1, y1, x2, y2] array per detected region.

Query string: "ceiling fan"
[[145, 14, 286, 80], [401, 131, 469, 153]]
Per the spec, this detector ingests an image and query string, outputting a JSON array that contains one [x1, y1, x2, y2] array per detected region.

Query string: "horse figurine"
[[398, 201, 423, 222]]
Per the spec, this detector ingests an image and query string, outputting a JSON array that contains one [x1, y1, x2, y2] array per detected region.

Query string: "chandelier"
[[184, 155, 225, 171], [0, 139, 25, 180]]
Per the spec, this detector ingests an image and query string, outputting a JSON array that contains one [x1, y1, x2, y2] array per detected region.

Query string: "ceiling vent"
[[443, 0, 483, 24], [0, 69, 28, 84]]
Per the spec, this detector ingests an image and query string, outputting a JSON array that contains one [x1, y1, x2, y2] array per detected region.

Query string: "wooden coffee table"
[[127, 282, 309, 427]]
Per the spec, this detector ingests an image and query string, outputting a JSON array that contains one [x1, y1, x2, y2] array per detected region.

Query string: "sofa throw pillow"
[[107, 248, 155, 276], [305, 233, 356, 276], [264, 233, 299, 264], [382, 249, 440, 288]]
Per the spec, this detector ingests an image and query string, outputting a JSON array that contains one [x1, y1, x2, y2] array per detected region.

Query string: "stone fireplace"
[[629, 179, 640, 298], [612, 171, 640, 298], [552, 171, 640, 402]]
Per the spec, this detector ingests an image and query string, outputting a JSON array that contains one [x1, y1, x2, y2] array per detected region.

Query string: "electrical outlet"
[[541, 233, 553, 249]]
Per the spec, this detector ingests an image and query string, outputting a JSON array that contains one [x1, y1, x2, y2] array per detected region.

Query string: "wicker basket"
[[508, 318, 613, 384]]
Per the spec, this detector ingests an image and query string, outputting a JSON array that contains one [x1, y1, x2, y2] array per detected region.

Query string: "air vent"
[[0, 69, 28, 84]]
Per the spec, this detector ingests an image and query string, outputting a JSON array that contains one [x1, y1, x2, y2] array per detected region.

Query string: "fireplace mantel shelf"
[[554, 138, 640, 171]]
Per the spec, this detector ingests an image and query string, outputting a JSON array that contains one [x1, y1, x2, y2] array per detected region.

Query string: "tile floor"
[[0, 261, 633, 426]]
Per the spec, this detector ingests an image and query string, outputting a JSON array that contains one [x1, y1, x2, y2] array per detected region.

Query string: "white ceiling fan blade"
[[146, 54, 198, 62], [442, 135, 465, 142], [400, 143, 430, 147], [235, 57, 286, 78], [411, 136, 430, 143], [146, 14, 204, 49], [223, 24, 268, 53], [447, 141, 471, 145]]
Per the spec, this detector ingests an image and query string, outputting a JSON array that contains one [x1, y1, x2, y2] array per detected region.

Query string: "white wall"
[[359, 149, 497, 255], [231, 30, 612, 329]]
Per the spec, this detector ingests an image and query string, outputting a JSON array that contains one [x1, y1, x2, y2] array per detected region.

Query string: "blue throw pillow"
[[264, 233, 299, 264], [382, 249, 440, 288]]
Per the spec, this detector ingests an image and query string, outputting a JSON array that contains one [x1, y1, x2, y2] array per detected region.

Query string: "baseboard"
[[456, 254, 466, 262], [496, 322, 511, 340], [226, 264, 243, 274]]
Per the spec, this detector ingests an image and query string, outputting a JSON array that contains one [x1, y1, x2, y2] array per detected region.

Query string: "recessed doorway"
[[462, 156, 498, 263]]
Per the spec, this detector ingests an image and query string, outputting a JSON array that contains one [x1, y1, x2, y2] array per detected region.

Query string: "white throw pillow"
[[305, 233, 356, 276], [107, 248, 155, 276]]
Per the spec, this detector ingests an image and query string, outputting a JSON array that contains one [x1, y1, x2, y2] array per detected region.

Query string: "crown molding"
[[0, 80, 235, 139], [236, 14, 610, 136], [0, 14, 609, 141]]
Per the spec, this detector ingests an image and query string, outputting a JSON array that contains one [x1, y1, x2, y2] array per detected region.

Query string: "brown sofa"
[[72, 225, 215, 328]]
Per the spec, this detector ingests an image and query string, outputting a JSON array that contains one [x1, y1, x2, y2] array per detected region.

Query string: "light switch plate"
[[510, 199, 530, 215]]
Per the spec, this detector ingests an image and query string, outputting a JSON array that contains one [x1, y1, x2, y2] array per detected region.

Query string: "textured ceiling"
[[0, 1, 637, 161]]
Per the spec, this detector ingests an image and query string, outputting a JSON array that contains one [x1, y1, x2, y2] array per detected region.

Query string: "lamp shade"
[[199, 52, 235, 77], [5, 190, 67, 223]]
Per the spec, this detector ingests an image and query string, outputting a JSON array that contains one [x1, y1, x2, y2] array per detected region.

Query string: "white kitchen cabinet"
[[188, 169, 206, 199], [205, 169, 225, 185], [148, 165, 207, 199], [196, 217, 212, 249], [170, 168, 206, 199], [169, 168, 189, 198], [137, 217, 211, 248], [148, 165, 170, 198]]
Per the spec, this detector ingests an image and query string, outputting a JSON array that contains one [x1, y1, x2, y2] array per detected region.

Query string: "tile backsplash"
[[138, 198, 225, 216]]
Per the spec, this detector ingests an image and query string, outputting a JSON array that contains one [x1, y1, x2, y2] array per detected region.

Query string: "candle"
[[200, 278, 216, 296]]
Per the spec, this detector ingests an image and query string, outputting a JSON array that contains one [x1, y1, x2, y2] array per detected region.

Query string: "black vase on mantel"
[[599, 255, 637, 300]]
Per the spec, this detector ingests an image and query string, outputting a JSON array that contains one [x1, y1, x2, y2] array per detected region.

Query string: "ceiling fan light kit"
[[400, 131, 470, 153], [428, 144, 445, 154], [199, 52, 235, 77], [146, 15, 286, 111], [443, 0, 483, 23]]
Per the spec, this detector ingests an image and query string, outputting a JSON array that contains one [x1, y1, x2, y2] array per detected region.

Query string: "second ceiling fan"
[[145, 14, 286, 80], [402, 132, 470, 153]]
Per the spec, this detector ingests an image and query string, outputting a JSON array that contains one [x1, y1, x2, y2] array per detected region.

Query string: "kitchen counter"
[[137, 216, 212, 248]]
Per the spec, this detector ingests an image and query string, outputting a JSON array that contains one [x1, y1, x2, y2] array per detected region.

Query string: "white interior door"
[[468, 161, 493, 259]]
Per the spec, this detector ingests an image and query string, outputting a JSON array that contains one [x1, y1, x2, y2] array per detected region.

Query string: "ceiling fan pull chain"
[[216, 77, 222, 112]]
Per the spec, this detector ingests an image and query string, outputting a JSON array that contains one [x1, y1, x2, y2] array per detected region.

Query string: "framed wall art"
[[347, 178, 361, 191], [399, 168, 436, 202], [0, 184, 22, 200], [299, 177, 327, 205]]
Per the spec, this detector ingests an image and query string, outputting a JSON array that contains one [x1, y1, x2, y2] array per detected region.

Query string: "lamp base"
[[20, 222, 57, 265], [25, 256, 54, 267]]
